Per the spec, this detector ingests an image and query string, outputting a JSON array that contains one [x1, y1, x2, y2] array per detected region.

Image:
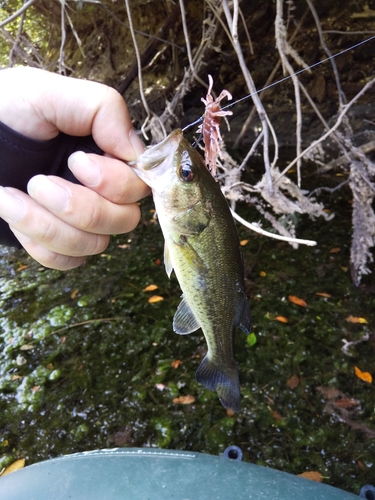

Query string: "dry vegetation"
[[1, 0, 375, 283]]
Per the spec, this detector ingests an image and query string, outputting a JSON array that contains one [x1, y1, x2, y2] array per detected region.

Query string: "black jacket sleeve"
[[0, 121, 103, 247]]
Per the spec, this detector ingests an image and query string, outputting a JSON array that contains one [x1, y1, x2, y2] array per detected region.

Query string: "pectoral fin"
[[164, 242, 173, 278], [173, 295, 201, 334]]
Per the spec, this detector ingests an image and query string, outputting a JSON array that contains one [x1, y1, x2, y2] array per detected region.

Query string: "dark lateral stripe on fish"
[[195, 355, 241, 412]]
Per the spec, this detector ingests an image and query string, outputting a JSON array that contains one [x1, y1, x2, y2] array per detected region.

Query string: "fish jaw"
[[132, 129, 183, 189]]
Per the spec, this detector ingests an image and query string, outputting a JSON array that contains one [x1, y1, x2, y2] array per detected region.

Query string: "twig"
[[47, 317, 124, 337], [230, 209, 317, 246], [275, 76, 375, 184], [9, 0, 27, 67], [117, 3, 181, 95], [59, 1, 67, 75], [179, 0, 207, 88], [124, 0, 152, 139], [239, 129, 264, 170], [222, 0, 275, 193], [317, 140, 375, 174], [233, 7, 309, 148], [342, 332, 370, 356], [306, 0, 345, 107], [275, 0, 303, 186], [0, 0, 36, 28]]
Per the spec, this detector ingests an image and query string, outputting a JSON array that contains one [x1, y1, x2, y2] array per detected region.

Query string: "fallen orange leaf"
[[346, 316, 368, 324], [154, 259, 161, 266], [240, 239, 249, 246], [0, 458, 25, 476], [148, 295, 164, 304], [143, 284, 159, 292], [172, 395, 195, 405], [330, 247, 340, 253], [288, 295, 307, 307], [298, 471, 323, 482], [16, 265, 28, 272], [275, 315, 289, 323], [259, 271, 267, 277], [271, 410, 283, 420], [354, 366, 373, 384], [286, 374, 300, 389], [70, 289, 79, 299], [226, 409, 235, 417], [316, 292, 332, 298], [171, 359, 183, 369]]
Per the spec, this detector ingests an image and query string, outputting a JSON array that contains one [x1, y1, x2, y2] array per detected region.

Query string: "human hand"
[[0, 67, 150, 270]]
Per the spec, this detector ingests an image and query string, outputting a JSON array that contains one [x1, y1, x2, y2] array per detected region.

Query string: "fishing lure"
[[197, 75, 233, 176]]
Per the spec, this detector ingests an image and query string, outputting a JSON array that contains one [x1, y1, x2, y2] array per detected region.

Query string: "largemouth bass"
[[133, 129, 251, 412]]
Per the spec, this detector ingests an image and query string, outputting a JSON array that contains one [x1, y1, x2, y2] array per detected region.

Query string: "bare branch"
[[0, 0, 36, 28]]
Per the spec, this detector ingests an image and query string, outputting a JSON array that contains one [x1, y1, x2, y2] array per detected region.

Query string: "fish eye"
[[178, 152, 195, 182]]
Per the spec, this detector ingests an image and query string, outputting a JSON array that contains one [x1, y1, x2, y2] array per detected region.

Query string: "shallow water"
[[0, 180, 374, 494]]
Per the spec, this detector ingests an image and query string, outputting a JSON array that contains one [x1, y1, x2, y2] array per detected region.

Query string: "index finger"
[[0, 67, 144, 161]]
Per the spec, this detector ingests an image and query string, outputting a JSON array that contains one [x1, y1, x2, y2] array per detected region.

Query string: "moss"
[[0, 192, 374, 494]]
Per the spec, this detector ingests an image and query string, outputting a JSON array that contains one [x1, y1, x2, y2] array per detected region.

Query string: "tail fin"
[[195, 355, 241, 412]]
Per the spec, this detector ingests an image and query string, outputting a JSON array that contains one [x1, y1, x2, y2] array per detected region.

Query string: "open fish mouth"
[[134, 129, 183, 172]]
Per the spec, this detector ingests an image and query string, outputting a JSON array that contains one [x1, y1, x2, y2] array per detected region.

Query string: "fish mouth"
[[134, 129, 183, 173]]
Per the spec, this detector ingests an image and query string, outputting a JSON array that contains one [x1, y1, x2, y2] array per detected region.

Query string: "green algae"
[[0, 187, 374, 494]]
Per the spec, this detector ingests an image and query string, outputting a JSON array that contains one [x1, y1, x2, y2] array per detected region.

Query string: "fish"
[[133, 129, 251, 412]]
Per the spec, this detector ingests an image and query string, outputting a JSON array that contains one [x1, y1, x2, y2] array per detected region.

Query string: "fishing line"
[[182, 34, 375, 133]]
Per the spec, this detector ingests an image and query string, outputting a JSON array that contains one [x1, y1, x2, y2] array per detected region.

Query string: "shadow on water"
[[0, 164, 374, 494]]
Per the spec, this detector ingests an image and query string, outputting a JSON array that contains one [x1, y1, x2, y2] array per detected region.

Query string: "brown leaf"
[[143, 284, 159, 292], [31, 386, 40, 393], [286, 374, 300, 389], [354, 366, 373, 384], [288, 295, 307, 307], [315, 292, 332, 298], [0, 458, 26, 476], [240, 239, 249, 246], [333, 398, 359, 409], [271, 410, 283, 420], [148, 295, 164, 304], [16, 265, 29, 272], [171, 359, 183, 369], [329, 247, 340, 253], [70, 289, 79, 299], [298, 471, 323, 482], [118, 244, 130, 249], [275, 315, 289, 323], [172, 395, 195, 405], [346, 315, 368, 324]]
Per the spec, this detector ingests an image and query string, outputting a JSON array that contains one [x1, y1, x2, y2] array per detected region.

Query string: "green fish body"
[[134, 129, 251, 412]]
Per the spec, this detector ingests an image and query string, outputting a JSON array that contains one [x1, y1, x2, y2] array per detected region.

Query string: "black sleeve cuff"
[[0, 121, 103, 247]]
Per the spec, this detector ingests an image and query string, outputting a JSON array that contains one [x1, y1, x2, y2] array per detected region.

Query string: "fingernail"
[[28, 175, 71, 212], [129, 129, 145, 158], [0, 186, 26, 223], [68, 151, 101, 187]]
